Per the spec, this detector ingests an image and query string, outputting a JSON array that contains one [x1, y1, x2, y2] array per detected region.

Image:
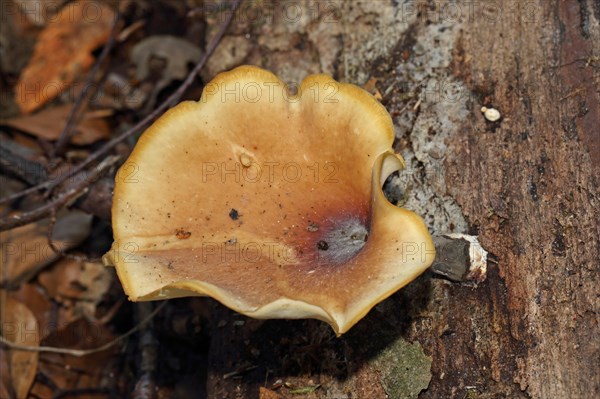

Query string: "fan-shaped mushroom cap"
[[103, 66, 434, 335]]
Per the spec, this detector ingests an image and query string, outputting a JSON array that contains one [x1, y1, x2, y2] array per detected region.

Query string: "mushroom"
[[103, 66, 435, 335]]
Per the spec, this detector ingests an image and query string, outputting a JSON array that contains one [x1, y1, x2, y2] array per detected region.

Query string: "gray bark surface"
[[204, 1, 600, 398]]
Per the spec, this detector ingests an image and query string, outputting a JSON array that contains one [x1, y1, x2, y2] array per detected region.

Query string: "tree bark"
[[204, 1, 599, 398], [443, 1, 600, 397]]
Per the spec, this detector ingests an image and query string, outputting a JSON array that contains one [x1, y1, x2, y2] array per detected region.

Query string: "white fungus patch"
[[384, 21, 471, 235], [481, 106, 501, 122]]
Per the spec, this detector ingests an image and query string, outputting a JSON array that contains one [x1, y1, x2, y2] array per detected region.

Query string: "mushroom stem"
[[430, 234, 488, 284]]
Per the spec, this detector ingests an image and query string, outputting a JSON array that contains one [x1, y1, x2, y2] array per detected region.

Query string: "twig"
[[550, 53, 599, 69], [0, 187, 84, 230], [53, 12, 122, 157], [0, 148, 115, 222], [92, 299, 124, 325], [0, 156, 119, 231], [0, 183, 46, 205], [0, 141, 51, 205], [0, 302, 167, 356], [42, 0, 242, 198], [0, 142, 46, 185], [559, 86, 586, 101], [223, 365, 259, 379], [117, 20, 146, 42]]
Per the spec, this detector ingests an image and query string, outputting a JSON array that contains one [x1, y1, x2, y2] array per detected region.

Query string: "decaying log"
[[203, 1, 599, 398]]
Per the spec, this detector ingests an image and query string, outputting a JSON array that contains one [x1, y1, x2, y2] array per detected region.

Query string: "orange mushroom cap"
[[103, 66, 435, 335]]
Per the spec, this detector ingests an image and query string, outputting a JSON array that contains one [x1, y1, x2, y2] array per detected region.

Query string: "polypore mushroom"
[[103, 66, 435, 335]]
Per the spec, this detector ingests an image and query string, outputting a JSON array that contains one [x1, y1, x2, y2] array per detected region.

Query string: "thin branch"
[[0, 188, 83, 230], [53, 12, 122, 157], [559, 86, 587, 101], [0, 156, 119, 231], [0, 142, 47, 185], [0, 183, 47, 205], [0, 302, 167, 356]]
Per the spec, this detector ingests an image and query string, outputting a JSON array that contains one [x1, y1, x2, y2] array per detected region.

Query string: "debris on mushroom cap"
[[102, 65, 435, 335]]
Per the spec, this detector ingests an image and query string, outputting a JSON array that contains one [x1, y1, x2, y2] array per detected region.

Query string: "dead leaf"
[[29, 318, 116, 397], [14, 0, 116, 113], [0, 297, 40, 399], [11, 283, 53, 339], [259, 386, 283, 399], [38, 259, 112, 320], [0, 210, 92, 288], [39, 259, 110, 301], [3, 104, 111, 145]]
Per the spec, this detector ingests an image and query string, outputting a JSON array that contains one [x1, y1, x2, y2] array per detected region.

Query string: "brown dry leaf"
[[39, 259, 111, 301], [11, 283, 53, 339], [259, 386, 284, 399], [0, 210, 92, 288], [38, 259, 112, 320], [14, 0, 115, 113], [29, 318, 116, 397], [8, 274, 110, 374], [3, 104, 111, 145], [0, 297, 40, 399]]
